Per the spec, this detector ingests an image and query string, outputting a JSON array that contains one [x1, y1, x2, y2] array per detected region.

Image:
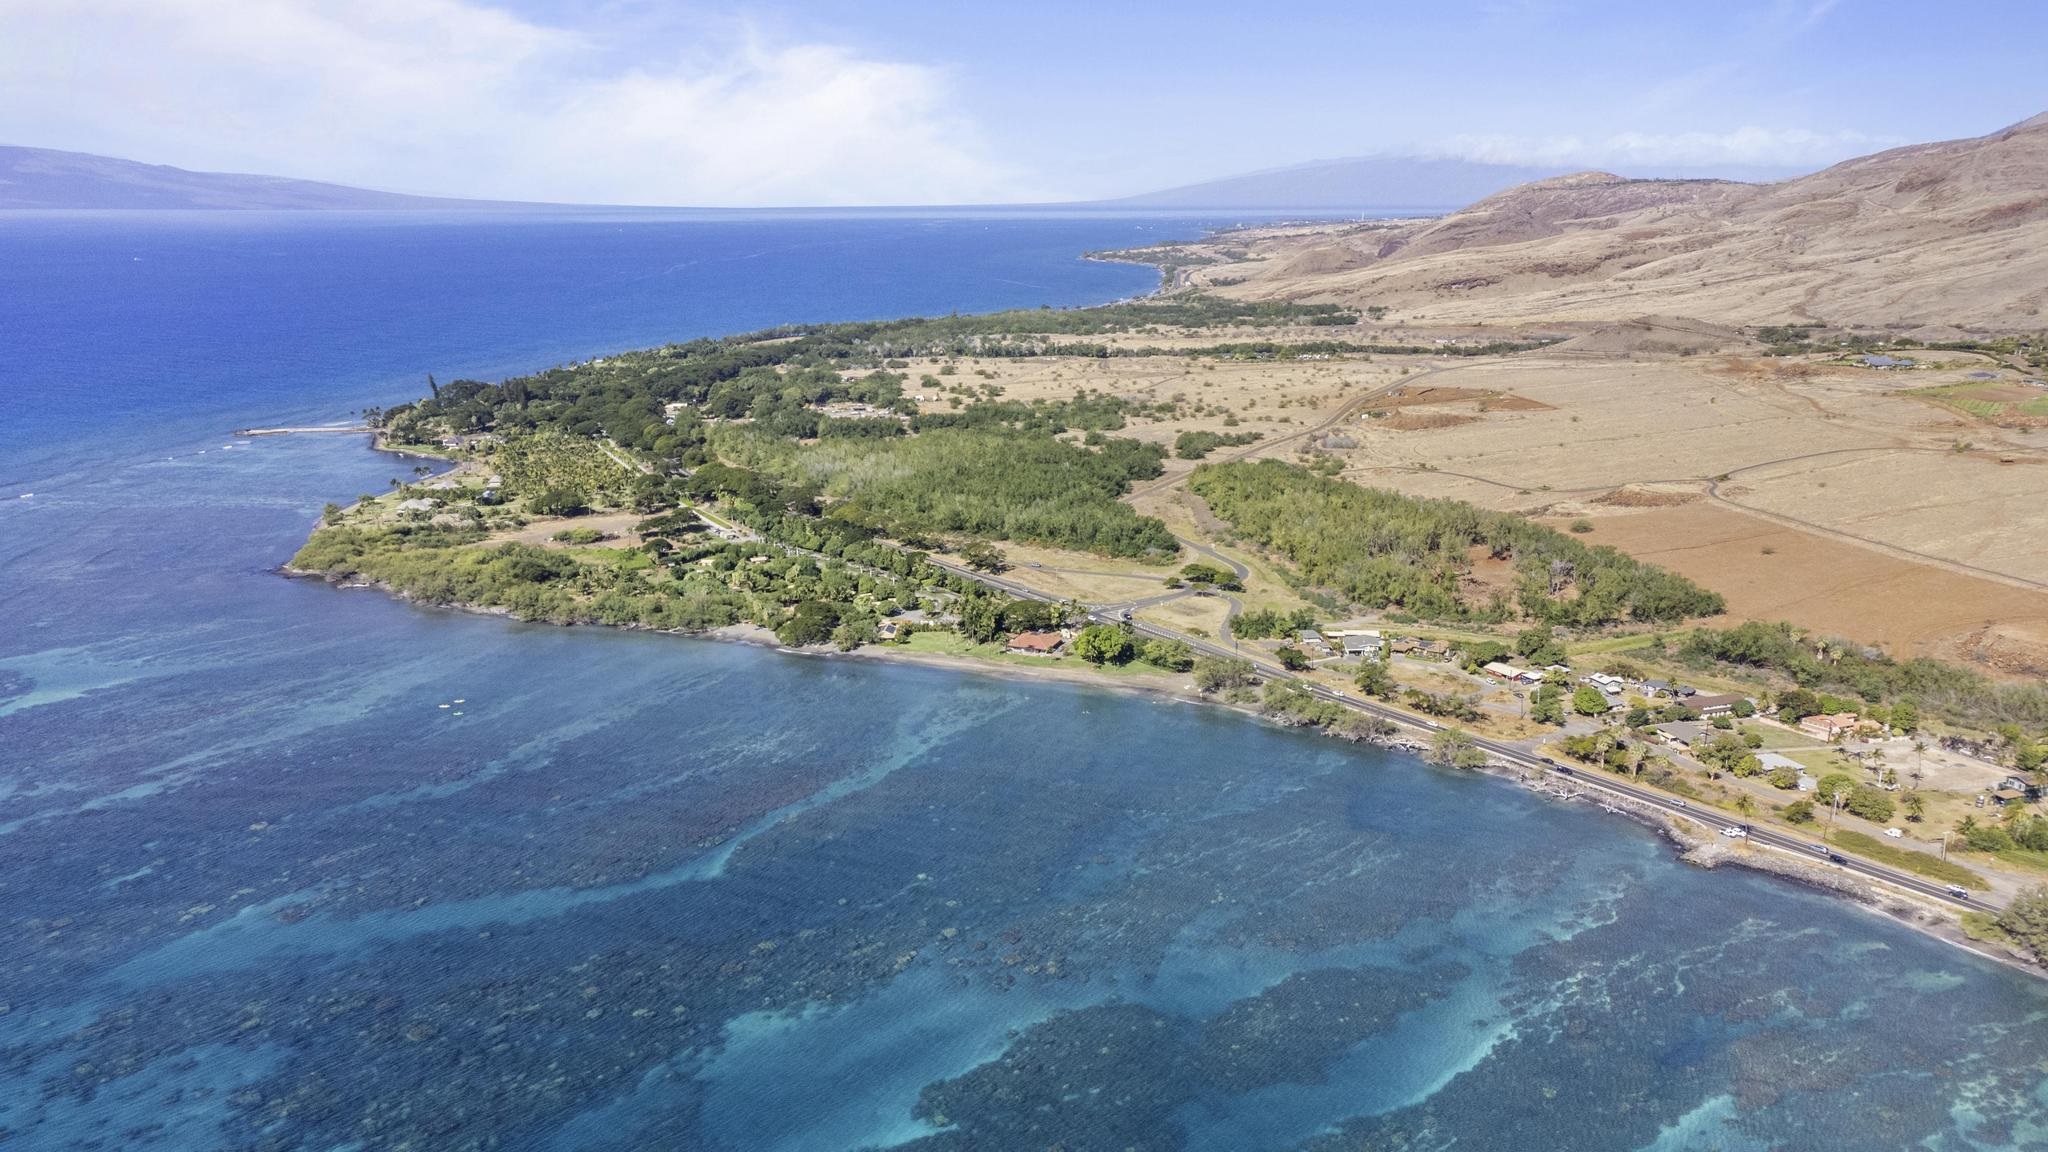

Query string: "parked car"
[[1720, 826, 1747, 838], [1884, 828, 1904, 839]]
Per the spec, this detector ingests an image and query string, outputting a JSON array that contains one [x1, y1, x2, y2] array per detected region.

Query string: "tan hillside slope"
[[1204, 113, 2048, 331]]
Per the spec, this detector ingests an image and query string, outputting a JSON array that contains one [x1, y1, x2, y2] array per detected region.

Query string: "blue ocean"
[[2, 209, 2045, 1152]]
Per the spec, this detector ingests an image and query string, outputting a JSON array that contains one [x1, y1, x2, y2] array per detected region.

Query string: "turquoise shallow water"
[[2, 212, 2047, 1150]]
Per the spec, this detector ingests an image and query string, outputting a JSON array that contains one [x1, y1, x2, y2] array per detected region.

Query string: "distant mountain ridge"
[[5, 142, 1818, 213], [1103, 155, 1813, 211], [0, 146, 501, 210]]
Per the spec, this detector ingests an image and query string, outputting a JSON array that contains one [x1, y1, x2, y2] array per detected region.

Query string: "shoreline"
[[285, 560, 2042, 981]]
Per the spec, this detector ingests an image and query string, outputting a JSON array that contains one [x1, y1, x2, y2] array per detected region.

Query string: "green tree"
[[1353, 657, 1395, 698], [1529, 684, 1566, 725], [1571, 685, 1609, 716], [831, 616, 877, 652], [1889, 698, 1921, 733], [1428, 729, 1489, 770], [776, 601, 840, 647], [529, 487, 590, 517], [1816, 773, 1858, 804], [1996, 885, 2048, 964], [958, 594, 1005, 644], [1072, 624, 1135, 665], [1141, 638, 1194, 672], [961, 542, 1009, 573], [1775, 688, 1822, 722], [1784, 799, 1817, 824], [1900, 791, 1927, 822], [1845, 784, 1895, 823], [1192, 656, 1257, 693], [1275, 645, 1312, 671]]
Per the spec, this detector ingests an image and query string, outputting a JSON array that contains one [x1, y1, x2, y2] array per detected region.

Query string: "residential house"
[[1641, 679, 1673, 696], [1799, 712, 1861, 741], [1689, 693, 1750, 719], [1342, 634, 1384, 659], [1482, 662, 1543, 685], [1297, 630, 1334, 657], [1992, 788, 2029, 807], [1587, 672, 1628, 695], [1005, 631, 1064, 655], [1652, 721, 1713, 751]]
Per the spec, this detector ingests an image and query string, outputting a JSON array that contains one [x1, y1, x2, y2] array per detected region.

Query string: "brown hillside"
[[1195, 114, 2048, 331]]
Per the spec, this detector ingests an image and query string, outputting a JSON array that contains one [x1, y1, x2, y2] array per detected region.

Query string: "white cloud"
[[1435, 125, 1899, 168], [0, 0, 1032, 205]]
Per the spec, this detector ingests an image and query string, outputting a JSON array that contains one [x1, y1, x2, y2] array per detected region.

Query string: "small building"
[[1298, 630, 1325, 647], [1005, 631, 1064, 655], [1689, 693, 1751, 719], [1992, 788, 2028, 807], [1342, 634, 1384, 659], [1756, 752, 1804, 774], [1482, 661, 1541, 685], [1641, 679, 1673, 696], [1799, 712, 1861, 741], [1653, 721, 1712, 750]]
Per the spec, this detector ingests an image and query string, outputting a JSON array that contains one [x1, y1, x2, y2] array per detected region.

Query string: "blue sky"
[[1, 0, 2042, 204]]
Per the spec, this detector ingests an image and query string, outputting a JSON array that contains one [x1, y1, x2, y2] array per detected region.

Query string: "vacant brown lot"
[[1570, 502, 2048, 666]]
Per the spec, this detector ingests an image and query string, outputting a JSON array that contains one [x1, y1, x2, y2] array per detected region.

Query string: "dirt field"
[[911, 338, 2048, 678], [1569, 502, 2048, 664]]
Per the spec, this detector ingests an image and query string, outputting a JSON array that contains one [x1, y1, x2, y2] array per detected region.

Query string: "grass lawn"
[[1991, 847, 2048, 876], [1830, 830, 1989, 890], [1736, 722, 1824, 751], [1787, 749, 1862, 775], [895, 629, 1183, 682], [1568, 632, 1666, 658]]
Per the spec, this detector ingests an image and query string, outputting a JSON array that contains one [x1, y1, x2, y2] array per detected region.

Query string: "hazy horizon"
[[1, 0, 2042, 208]]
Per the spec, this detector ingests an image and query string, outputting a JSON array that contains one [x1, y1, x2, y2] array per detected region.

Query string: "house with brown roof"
[[1688, 693, 1751, 719], [1004, 631, 1064, 655], [1799, 712, 1861, 741]]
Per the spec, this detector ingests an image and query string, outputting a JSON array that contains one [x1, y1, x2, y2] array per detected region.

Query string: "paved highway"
[[929, 555, 1999, 915]]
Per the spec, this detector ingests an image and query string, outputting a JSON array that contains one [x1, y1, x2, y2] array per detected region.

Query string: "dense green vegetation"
[[1680, 620, 2048, 732], [2000, 886, 2048, 962], [1190, 460, 1724, 626], [1173, 429, 1263, 460], [714, 426, 1176, 559]]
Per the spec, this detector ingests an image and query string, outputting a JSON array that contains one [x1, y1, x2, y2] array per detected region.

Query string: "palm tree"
[[1735, 794, 1757, 817]]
